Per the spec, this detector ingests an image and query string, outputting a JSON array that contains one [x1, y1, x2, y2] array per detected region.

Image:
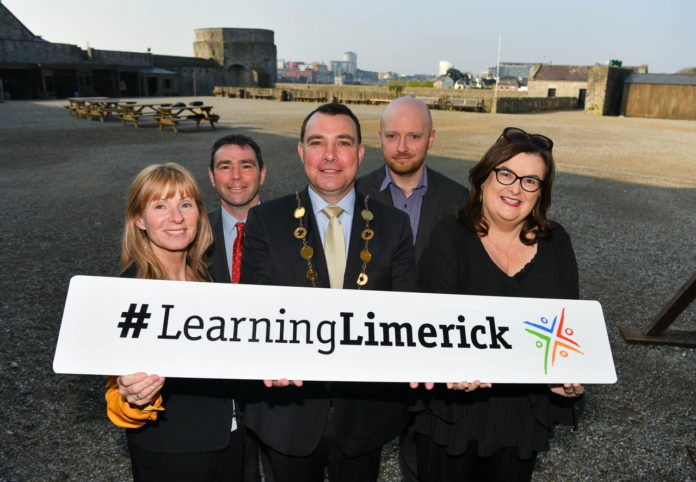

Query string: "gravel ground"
[[1, 98, 694, 481]]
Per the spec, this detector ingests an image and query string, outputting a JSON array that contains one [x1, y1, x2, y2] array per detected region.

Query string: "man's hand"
[[263, 379, 304, 388]]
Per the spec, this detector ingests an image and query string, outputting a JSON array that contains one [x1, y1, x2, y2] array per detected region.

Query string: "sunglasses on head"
[[499, 127, 553, 152]]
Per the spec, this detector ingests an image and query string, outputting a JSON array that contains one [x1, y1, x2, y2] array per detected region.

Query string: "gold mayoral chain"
[[293, 191, 374, 289]]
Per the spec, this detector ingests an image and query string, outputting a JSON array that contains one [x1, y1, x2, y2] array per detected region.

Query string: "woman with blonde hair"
[[106, 163, 243, 481]]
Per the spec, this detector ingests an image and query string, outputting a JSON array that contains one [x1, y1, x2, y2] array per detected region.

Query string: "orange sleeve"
[[105, 376, 164, 429]]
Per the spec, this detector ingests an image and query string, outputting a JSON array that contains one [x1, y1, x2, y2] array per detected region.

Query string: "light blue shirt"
[[307, 186, 354, 256]]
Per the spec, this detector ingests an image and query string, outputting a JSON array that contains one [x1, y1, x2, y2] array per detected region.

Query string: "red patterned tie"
[[231, 222, 245, 283]]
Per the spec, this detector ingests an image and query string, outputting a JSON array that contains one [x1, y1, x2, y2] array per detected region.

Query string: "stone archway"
[[227, 64, 252, 87]]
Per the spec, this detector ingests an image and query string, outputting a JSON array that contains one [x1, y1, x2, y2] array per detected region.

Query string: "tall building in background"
[[343, 51, 357, 75], [439, 60, 453, 76]]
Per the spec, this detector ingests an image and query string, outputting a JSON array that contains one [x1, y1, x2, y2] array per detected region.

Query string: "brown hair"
[[121, 163, 212, 280], [457, 135, 555, 245], [300, 102, 362, 144]]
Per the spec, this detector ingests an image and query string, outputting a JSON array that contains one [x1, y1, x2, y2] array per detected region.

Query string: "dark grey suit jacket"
[[239, 187, 418, 458], [356, 165, 469, 262]]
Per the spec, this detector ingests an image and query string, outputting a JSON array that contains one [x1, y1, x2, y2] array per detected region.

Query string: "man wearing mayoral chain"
[[239, 103, 418, 481]]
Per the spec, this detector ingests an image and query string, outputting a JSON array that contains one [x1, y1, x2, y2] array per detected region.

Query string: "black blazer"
[[356, 166, 469, 262], [206, 208, 231, 284], [239, 187, 418, 458], [120, 266, 236, 453]]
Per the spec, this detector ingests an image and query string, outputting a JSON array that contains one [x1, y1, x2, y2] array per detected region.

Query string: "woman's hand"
[[117, 372, 165, 408], [549, 383, 584, 397], [446, 380, 492, 392]]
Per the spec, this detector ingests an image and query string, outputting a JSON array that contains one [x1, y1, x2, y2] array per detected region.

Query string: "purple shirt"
[[380, 166, 428, 244]]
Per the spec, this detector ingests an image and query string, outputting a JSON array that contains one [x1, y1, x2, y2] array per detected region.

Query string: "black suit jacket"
[[206, 208, 231, 284], [356, 166, 469, 262], [239, 187, 418, 458]]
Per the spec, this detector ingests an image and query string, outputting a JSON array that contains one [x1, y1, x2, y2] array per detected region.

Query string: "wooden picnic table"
[[84, 99, 123, 122], [65, 97, 109, 118], [155, 104, 219, 133], [118, 102, 169, 128]]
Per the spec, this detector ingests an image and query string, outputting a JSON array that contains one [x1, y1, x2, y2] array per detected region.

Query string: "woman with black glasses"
[[413, 127, 584, 481]]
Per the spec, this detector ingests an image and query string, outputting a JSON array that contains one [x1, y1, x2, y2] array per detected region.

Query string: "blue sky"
[[4, 0, 694, 75]]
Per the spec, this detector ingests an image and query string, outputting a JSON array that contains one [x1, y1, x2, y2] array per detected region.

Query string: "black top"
[[413, 216, 583, 459], [119, 265, 236, 453]]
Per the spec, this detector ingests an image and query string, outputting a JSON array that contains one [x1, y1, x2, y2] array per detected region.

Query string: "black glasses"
[[493, 167, 544, 192], [500, 127, 553, 152]]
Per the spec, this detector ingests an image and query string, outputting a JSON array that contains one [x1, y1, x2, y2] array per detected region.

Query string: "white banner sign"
[[53, 276, 617, 384]]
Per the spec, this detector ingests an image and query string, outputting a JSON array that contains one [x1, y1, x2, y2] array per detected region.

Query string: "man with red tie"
[[207, 134, 267, 284], [206, 134, 268, 482]]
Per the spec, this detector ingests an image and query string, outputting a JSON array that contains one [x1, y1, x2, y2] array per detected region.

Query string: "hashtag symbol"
[[118, 303, 151, 338]]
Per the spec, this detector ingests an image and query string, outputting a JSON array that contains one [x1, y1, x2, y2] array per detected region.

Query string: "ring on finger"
[[133, 392, 142, 401]]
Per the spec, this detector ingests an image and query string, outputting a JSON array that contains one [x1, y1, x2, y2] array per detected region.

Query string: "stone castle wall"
[[0, 39, 84, 63], [586, 66, 641, 116], [194, 28, 276, 87], [493, 96, 578, 113]]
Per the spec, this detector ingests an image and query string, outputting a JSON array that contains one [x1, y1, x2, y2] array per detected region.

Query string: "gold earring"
[[479, 192, 482, 202]]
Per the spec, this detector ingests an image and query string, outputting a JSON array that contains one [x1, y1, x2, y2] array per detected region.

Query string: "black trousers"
[[261, 408, 382, 482], [128, 429, 244, 482], [398, 417, 419, 482], [416, 434, 536, 482]]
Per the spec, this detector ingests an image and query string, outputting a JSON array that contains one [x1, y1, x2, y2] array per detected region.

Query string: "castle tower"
[[194, 28, 276, 87]]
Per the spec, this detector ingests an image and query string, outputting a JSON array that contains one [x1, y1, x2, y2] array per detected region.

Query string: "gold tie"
[[322, 206, 346, 289]]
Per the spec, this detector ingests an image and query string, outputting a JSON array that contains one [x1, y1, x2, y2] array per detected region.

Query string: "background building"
[[620, 73, 696, 120], [0, 3, 276, 99], [192, 28, 276, 87], [527, 64, 593, 106], [482, 62, 537, 81]]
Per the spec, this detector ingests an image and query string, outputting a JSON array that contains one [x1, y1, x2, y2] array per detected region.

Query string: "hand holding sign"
[[117, 372, 165, 407], [263, 379, 304, 388], [446, 380, 493, 392], [549, 383, 584, 398]]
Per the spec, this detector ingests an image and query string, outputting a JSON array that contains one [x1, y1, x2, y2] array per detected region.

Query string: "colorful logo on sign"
[[524, 308, 584, 374]]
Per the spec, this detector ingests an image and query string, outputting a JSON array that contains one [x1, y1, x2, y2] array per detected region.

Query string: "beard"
[[385, 155, 426, 177]]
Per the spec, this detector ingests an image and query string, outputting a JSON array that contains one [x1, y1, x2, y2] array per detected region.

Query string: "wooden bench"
[[87, 105, 120, 122], [445, 98, 484, 111], [293, 94, 328, 102], [415, 96, 441, 109], [369, 98, 392, 105]]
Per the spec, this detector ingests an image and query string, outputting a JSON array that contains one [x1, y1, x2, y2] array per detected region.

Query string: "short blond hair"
[[121, 163, 212, 280]]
